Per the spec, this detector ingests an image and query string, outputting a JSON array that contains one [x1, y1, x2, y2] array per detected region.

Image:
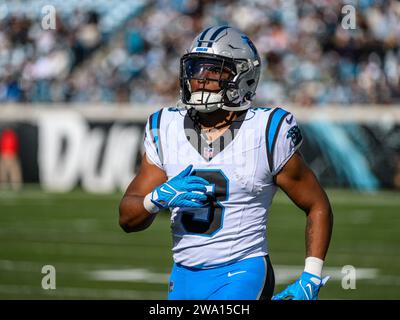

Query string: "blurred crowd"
[[0, 0, 399, 106], [0, 7, 103, 103]]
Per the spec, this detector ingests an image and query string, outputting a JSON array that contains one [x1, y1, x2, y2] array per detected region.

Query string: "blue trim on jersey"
[[149, 109, 163, 162], [266, 108, 289, 172], [267, 108, 288, 154]]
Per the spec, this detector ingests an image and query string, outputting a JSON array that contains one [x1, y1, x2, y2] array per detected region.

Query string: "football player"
[[119, 26, 333, 300]]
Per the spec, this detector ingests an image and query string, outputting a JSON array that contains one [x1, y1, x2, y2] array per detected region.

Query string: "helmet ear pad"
[[222, 65, 259, 107], [224, 82, 240, 105]]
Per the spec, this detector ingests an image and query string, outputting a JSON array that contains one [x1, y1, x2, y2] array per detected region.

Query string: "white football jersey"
[[144, 107, 302, 268]]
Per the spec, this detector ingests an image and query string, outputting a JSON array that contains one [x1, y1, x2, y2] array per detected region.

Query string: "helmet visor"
[[183, 56, 236, 82]]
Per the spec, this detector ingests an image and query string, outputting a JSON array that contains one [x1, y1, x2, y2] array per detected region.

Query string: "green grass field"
[[0, 187, 399, 300]]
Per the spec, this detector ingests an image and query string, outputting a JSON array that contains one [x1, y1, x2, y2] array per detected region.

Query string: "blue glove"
[[272, 272, 330, 300], [150, 165, 209, 209]]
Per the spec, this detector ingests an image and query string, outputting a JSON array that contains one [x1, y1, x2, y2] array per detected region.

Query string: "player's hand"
[[150, 165, 209, 209], [272, 272, 330, 300]]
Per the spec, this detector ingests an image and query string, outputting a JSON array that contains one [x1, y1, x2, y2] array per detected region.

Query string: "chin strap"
[[221, 99, 251, 111]]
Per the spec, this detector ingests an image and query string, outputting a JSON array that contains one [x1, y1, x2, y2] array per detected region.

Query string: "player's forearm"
[[305, 203, 333, 260], [119, 194, 156, 232]]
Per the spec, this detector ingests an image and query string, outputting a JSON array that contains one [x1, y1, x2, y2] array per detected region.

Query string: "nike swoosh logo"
[[286, 115, 293, 124], [227, 271, 247, 277], [299, 280, 312, 300], [160, 186, 173, 195]]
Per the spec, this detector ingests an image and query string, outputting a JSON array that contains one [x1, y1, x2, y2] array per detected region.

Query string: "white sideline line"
[[3, 260, 396, 287], [89, 266, 379, 285], [90, 269, 170, 283]]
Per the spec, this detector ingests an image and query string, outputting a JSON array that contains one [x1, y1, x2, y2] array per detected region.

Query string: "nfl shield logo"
[[169, 281, 174, 292], [204, 146, 214, 159]]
